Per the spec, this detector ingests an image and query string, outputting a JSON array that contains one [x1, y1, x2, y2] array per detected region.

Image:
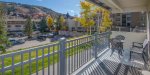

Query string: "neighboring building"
[[64, 13, 97, 32], [112, 12, 146, 27], [6, 16, 41, 32], [66, 17, 97, 32]]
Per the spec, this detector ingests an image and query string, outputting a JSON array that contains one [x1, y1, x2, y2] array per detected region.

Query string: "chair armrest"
[[132, 42, 143, 48], [130, 46, 143, 54]]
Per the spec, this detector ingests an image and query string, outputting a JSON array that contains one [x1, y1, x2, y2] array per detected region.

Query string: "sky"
[[0, 0, 83, 16]]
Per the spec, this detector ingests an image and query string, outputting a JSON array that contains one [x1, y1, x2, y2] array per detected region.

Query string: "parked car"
[[37, 35, 47, 41], [8, 38, 18, 46], [47, 33, 54, 38], [51, 35, 65, 42], [8, 32, 25, 37], [17, 32, 25, 37], [7, 33, 15, 37], [17, 39, 26, 44]]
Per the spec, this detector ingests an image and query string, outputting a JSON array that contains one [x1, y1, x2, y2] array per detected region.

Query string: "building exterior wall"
[[66, 18, 76, 31], [6, 17, 40, 32], [112, 13, 122, 26], [112, 12, 145, 28], [66, 18, 97, 32], [130, 12, 142, 27]]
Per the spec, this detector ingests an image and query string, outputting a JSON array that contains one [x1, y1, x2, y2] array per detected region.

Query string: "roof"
[[87, 0, 150, 13], [86, 0, 111, 10]]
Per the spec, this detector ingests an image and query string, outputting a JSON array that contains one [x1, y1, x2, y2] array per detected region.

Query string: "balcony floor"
[[76, 49, 147, 75]]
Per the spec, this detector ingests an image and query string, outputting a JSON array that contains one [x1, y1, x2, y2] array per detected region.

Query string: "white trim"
[[146, 12, 150, 41], [146, 12, 150, 59]]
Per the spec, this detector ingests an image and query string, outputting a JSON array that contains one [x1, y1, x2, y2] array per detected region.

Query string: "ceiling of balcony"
[[87, 0, 150, 13]]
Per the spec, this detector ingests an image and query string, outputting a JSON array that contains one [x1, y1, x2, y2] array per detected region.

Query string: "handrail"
[[0, 31, 112, 75]]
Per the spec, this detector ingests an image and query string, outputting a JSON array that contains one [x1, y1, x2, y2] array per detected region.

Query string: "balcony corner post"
[[59, 38, 67, 75], [93, 32, 98, 59]]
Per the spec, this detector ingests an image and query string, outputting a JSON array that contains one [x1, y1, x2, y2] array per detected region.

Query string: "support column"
[[146, 12, 150, 60]]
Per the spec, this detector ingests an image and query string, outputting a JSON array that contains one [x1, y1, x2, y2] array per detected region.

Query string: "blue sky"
[[0, 0, 83, 16]]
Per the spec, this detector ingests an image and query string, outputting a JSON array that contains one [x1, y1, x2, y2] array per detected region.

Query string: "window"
[[7, 25, 11, 28], [72, 27, 75, 31], [116, 13, 120, 16], [78, 27, 82, 29], [127, 23, 131, 27], [116, 18, 120, 21], [127, 17, 131, 21], [117, 23, 121, 26], [15, 25, 21, 27]]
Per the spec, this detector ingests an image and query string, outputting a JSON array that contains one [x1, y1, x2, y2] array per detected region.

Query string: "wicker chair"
[[130, 39, 148, 64]]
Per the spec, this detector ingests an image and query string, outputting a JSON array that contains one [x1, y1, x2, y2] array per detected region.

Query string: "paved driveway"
[[6, 38, 51, 51]]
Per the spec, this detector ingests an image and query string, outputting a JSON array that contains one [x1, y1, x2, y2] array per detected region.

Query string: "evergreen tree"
[[25, 17, 33, 38], [0, 4, 9, 53], [39, 18, 48, 33], [32, 21, 37, 31], [55, 16, 61, 31]]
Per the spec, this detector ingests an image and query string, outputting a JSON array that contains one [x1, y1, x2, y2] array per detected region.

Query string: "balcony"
[[0, 0, 150, 75], [0, 31, 149, 75]]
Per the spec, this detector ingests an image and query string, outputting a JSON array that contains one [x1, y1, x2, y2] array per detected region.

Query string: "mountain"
[[0, 1, 63, 19]]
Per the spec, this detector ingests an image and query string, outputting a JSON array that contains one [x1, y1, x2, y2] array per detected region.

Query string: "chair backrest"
[[110, 38, 120, 49], [143, 39, 148, 48]]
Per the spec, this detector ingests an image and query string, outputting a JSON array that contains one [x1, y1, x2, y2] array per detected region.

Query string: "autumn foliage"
[[47, 16, 53, 30], [75, 1, 112, 34]]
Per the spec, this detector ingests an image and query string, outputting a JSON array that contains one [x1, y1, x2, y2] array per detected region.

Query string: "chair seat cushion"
[[130, 47, 143, 53]]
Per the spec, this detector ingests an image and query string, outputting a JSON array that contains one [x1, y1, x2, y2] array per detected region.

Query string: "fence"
[[58, 31, 84, 37], [112, 26, 146, 32], [0, 32, 111, 75]]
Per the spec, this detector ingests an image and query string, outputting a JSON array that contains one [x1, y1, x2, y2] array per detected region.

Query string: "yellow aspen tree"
[[88, 19, 95, 34], [100, 10, 112, 32], [79, 1, 95, 34], [47, 16, 53, 31]]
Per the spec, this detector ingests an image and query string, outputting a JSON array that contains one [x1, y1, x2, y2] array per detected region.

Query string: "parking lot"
[[7, 38, 51, 51]]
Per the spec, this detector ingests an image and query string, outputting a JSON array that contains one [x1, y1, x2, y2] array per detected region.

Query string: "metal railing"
[[111, 26, 146, 32], [0, 32, 111, 75]]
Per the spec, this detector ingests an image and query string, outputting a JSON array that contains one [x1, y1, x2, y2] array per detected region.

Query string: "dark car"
[[37, 35, 47, 41]]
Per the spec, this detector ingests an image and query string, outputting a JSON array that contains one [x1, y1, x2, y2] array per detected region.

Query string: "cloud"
[[69, 10, 75, 13], [67, 10, 76, 16]]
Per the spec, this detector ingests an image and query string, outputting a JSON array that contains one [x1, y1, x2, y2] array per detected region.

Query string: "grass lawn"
[[0, 35, 93, 75]]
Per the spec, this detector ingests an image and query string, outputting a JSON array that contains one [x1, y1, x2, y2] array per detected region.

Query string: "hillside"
[[0, 1, 63, 19]]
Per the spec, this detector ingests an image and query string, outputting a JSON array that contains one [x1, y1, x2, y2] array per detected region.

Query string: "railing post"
[[59, 38, 66, 75], [93, 32, 98, 59], [119, 27, 121, 31], [108, 32, 112, 49], [130, 28, 132, 32]]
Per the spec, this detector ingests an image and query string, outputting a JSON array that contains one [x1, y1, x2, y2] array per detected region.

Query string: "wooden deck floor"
[[76, 49, 147, 75]]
